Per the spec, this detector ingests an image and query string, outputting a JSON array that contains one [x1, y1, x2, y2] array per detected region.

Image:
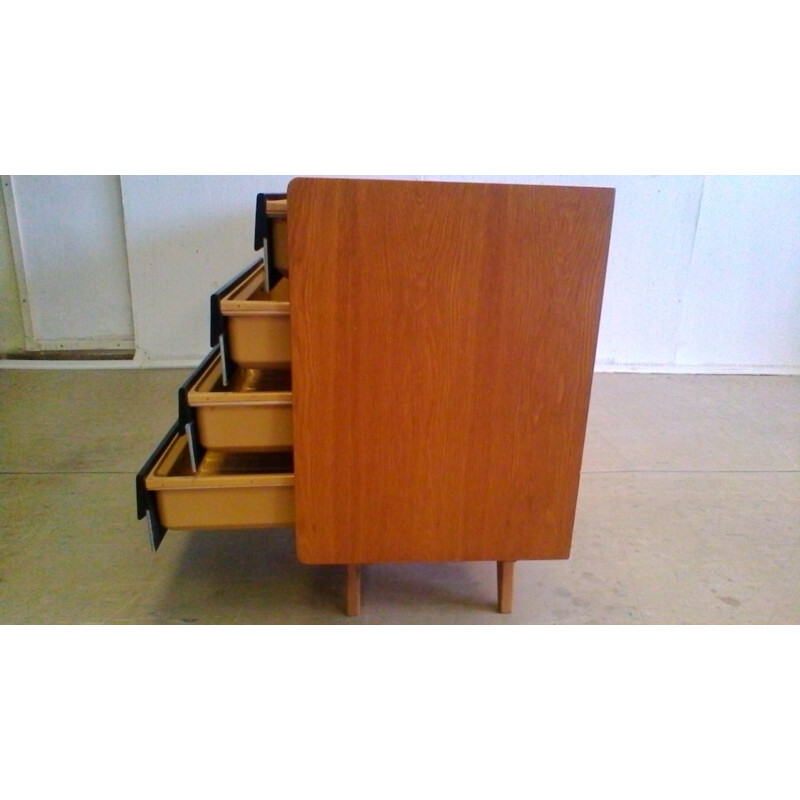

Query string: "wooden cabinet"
[[137, 178, 615, 616], [289, 178, 614, 613]]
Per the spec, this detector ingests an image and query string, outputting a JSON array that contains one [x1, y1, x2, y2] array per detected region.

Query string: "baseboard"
[[2, 357, 798, 375], [595, 364, 800, 376], [1, 349, 135, 362], [0, 356, 198, 371]]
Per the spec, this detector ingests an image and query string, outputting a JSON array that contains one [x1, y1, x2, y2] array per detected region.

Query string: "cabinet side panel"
[[289, 178, 614, 565]]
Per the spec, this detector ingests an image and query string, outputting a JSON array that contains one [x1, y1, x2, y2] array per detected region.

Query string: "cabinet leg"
[[346, 565, 362, 617], [497, 561, 515, 614]]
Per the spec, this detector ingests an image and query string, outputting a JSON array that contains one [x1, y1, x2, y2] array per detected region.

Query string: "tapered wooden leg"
[[497, 561, 515, 614], [346, 565, 362, 616]]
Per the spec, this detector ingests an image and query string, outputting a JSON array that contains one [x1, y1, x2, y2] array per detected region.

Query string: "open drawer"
[[179, 346, 293, 463], [136, 424, 295, 551], [210, 261, 291, 383], [254, 193, 288, 286]]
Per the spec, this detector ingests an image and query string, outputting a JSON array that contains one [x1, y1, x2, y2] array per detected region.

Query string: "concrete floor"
[[0, 368, 797, 624]]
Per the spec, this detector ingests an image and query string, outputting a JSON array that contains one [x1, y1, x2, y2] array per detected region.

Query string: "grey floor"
[[1, 368, 797, 624]]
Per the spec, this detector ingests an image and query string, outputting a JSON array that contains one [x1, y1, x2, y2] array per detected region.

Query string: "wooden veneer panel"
[[289, 178, 614, 565]]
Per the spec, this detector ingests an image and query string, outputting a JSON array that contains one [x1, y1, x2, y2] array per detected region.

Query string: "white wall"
[[677, 176, 800, 369], [3, 175, 799, 372], [4, 176, 133, 350]]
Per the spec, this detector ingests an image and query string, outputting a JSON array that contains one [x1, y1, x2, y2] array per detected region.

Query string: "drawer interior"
[[188, 351, 292, 405], [147, 433, 294, 488], [221, 266, 290, 312], [198, 449, 294, 478]]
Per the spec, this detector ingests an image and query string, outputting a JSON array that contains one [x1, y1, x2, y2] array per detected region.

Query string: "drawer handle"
[[177, 347, 218, 467], [135, 421, 180, 551], [209, 258, 263, 350]]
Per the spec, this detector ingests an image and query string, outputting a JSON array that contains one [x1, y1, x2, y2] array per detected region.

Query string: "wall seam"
[[673, 175, 706, 367], [1, 176, 37, 349]]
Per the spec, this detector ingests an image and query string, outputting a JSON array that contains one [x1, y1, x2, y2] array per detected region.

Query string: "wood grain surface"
[[288, 178, 614, 565]]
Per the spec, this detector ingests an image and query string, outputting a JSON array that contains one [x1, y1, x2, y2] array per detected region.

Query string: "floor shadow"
[[363, 562, 498, 615], [148, 530, 498, 623]]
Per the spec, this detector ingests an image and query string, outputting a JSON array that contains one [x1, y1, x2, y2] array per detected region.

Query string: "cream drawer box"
[[178, 347, 293, 464], [210, 261, 291, 383], [136, 424, 295, 551]]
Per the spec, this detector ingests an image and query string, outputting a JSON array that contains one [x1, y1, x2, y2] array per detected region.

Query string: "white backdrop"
[[3, 175, 134, 350]]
